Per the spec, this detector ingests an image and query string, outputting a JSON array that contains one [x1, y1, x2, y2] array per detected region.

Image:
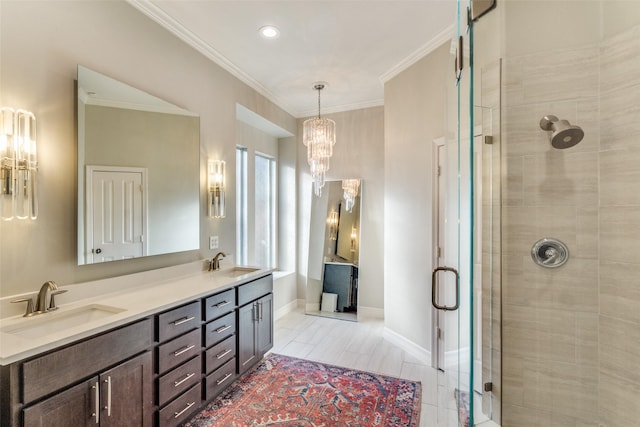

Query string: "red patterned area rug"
[[185, 353, 422, 426]]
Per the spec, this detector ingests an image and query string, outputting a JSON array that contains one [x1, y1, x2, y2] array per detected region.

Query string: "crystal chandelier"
[[303, 83, 335, 197], [342, 179, 360, 213]]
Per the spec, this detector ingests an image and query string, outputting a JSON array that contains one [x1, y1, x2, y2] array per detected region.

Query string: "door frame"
[[431, 136, 446, 370], [85, 165, 148, 263]]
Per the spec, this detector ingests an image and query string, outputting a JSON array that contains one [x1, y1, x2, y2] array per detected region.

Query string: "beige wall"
[[0, 1, 295, 297], [297, 106, 385, 313], [383, 42, 450, 351]]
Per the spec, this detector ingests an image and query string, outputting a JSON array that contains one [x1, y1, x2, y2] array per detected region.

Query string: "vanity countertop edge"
[[0, 262, 273, 366]]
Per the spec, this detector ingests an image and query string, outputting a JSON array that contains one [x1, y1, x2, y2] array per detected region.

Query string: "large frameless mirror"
[[77, 65, 200, 265], [305, 179, 362, 321]]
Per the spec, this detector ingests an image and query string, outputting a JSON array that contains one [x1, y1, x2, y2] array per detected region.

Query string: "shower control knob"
[[531, 238, 569, 268]]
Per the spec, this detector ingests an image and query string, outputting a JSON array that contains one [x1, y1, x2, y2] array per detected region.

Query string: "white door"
[[88, 167, 145, 263]]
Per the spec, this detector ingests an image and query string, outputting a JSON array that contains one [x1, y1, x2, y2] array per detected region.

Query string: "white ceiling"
[[129, 1, 457, 118]]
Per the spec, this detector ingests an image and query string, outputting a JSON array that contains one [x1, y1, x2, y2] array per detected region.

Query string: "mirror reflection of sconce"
[[342, 179, 360, 213], [1, 107, 38, 221], [350, 226, 358, 252], [208, 159, 225, 218], [327, 210, 339, 241]]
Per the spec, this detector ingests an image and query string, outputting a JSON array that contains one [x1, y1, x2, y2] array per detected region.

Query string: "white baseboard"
[[383, 327, 431, 363], [275, 299, 303, 320]]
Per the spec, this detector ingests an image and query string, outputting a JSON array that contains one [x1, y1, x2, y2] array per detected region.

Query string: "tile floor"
[[272, 308, 500, 427]]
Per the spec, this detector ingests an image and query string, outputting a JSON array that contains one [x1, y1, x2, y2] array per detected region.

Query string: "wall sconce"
[[1, 107, 38, 221], [208, 159, 225, 218], [327, 210, 339, 240]]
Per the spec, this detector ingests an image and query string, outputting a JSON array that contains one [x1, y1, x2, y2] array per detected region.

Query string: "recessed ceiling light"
[[259, 25, 280, 39]]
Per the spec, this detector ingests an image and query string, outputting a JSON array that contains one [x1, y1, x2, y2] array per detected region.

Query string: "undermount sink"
[[217, 266, 260, 277], [1, 304, 126, 339]]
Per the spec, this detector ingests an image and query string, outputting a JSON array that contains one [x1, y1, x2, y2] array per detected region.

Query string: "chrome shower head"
[[539, 115, 584, 149]]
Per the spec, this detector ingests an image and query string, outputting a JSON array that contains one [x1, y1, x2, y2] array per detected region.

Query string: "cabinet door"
[[257, 294, 273, 357], [23, 377, 98, 427], [100, 351, 153, 427], [237, 302, 258, 374]]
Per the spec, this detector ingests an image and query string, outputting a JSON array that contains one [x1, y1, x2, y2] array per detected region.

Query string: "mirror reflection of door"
[[87, 166, 146, 263], [306, 180, 362, 322]]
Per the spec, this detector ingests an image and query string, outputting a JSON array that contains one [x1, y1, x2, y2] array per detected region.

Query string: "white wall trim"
[[380, 24, 455, 83], [127, 0, 293, 116], [275, 298, 304, 321], [296, 98, 384, 119], [383, 327, 431, 363]]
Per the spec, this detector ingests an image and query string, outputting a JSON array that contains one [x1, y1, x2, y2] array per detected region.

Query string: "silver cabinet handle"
[[104, 376, 112, 417], [431, 266, 460, 311], [215, 325, 232, 334], [174, 401, 195, 418], [174, 344, 195, 357], [216, 349, 232, 360], [174, 372, 195, 387], [259, 301, 263, 321], [172, 316, 195, 326], [92, 381, 100, 424], [213, 300, 231, 308], [216, 372, 233, 385]]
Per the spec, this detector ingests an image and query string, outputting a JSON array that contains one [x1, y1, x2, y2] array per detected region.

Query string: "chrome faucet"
[[209, 252, 226, 271]]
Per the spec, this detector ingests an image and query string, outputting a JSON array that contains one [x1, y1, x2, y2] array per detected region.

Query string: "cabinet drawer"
[[157, 301, 201, 342], [158, 354, 201, 407], [158, 329, 201, 374], [237, 274, 273, 307], [204, 312, 235, 348], [22, 318, 152, 404], [204, 335, 236, 374], [205, 358, 236, 401], [158, 383, 201, 427], [204, 289, 235, 321]]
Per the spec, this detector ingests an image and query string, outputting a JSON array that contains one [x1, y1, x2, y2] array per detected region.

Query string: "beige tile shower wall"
[[503, 22, 640, 427], [598, 25, 640, 427], [501, 42, 601, 426]]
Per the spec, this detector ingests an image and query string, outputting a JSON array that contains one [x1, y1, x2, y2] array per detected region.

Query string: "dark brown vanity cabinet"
[[0, 273, 274, 427], [2, 319, 154, 427], [24, 351, 153, 427], [155, 302, 202, 427], [237, 276, 273, 375]]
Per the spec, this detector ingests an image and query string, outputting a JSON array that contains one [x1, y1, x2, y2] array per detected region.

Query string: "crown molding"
[[296, 98, 384, 119], [127, 0, 295, 116], [379, 23, 455, 84]]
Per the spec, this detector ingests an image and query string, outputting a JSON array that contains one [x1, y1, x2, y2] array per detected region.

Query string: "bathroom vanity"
[[0, 265, 273, 427]]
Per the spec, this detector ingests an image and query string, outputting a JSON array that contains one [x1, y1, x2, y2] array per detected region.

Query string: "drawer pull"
[[213, 300, 231, 308], [172, 316, 195, 326], [216, 349, 232, 360], [174, 372, 196, 387], [216, 372, 233, 385], [215, 325, 232, 334], [174, 344, 195, 357], [174, 401, 195, 418]]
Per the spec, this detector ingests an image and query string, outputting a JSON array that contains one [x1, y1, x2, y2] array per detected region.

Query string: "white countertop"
[[0, 261, 272, 366]]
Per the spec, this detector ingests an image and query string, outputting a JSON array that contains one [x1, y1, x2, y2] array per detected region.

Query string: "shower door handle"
[[431, 266, 459, 311]]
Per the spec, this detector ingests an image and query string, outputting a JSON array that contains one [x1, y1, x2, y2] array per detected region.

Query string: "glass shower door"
[[432, 0, 475, 425]]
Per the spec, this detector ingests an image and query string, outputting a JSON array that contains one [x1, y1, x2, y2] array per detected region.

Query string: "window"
[[254, 154, 276, 268], [236, 147, 276, 269]]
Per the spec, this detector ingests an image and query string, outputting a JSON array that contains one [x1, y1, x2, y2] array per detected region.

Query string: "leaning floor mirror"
[[306, 179, 362, 322]]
